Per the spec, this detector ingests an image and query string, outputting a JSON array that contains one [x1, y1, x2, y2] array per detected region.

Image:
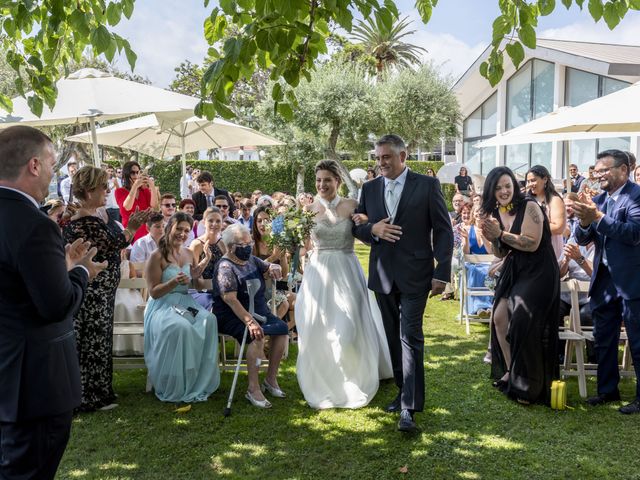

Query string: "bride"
[[295, 160, 392, 409]]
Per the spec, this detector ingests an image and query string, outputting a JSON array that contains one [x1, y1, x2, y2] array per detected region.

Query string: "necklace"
[[498, 203, 513, 214], [316, 194, 340, 212]]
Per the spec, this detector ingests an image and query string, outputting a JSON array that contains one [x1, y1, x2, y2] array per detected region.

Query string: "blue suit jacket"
[[352, 170, 453, 294], [575, 181, 640, 306], [0, 188, 88, 421]]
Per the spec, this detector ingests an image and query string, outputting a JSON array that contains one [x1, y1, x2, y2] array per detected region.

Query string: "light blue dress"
[[144, 264, 220, 403]]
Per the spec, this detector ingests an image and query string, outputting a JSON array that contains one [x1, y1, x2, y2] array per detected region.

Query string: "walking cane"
[[224, 278, 265, 417]]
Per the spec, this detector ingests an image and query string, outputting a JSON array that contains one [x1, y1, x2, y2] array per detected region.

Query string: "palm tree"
[[351, 16, 427, 80]]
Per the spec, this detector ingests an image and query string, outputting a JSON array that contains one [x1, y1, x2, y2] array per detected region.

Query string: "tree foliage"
[[0, 0, 137, 115], [201, 0, 640, 119], [351, 15, 427, 80]]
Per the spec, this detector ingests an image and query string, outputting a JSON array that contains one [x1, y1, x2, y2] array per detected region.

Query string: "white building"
[[453, 39, 640, 178]]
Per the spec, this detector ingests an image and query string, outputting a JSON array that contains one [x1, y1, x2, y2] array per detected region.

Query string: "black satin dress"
[[491, 198, 560, 405]]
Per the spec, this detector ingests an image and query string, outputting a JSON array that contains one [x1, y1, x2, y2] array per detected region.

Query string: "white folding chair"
[[112, 276, 148, 371], [558, 279, 588, 398], [458, 254, 495, 335]]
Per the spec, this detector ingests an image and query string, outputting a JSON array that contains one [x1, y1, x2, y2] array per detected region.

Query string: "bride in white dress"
[[296, 160, 392, 409]]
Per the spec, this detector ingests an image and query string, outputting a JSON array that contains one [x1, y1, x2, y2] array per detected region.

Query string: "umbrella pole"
[[181, 135, 186, 181], [565, 143, 571, 195], [89, 117, 101, 168]]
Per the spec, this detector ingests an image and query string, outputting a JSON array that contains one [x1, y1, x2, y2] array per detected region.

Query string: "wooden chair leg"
[[574, 340, 587, 399]]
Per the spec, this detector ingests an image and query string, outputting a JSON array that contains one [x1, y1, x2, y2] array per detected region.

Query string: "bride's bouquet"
[[265, 208, 316, 254], [266, 208, 316, 288]]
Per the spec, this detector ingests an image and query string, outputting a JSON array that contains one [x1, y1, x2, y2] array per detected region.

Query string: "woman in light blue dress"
[[144, 212, 220, 403]]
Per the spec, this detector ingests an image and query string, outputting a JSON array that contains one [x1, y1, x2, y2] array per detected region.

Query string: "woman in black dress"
[[63, 166, 147, 411], [478, 166, 559, 405]]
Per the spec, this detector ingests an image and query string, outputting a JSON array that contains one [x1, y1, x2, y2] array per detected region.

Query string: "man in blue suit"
[[0, 126, 106, 479], [574, 149, 640, 414]]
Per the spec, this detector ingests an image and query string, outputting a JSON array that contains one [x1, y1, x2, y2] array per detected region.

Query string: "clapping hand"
[[371, 217, 403, 243], [127, 207, 151, 231], [572, 195, 602, 226], [191, 240, 213, 279], [65, 238, 92, 271], [479, 216, 501, 241], [563, 243, 582, 261]]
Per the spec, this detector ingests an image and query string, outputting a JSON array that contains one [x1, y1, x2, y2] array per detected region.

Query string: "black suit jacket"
[[192, 187, 235, 220], [353, 170, 454, 294], [0, 188, 88, 422]]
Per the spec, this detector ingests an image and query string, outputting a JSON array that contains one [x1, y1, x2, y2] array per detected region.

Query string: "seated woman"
[[144, 212, 220, 403], [212, 223, 289, 409], [188, 207, 226, 310], [252, 206, 297, 331], [459, 204, 492, 316]]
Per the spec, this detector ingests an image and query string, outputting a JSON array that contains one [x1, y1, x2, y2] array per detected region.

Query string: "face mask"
[[234, 244, 252, 261]]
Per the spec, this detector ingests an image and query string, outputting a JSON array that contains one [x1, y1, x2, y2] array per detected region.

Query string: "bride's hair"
[[315, 160, 342, 183]]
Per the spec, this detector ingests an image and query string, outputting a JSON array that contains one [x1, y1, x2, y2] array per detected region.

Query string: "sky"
[[111, 0, 640, 88]]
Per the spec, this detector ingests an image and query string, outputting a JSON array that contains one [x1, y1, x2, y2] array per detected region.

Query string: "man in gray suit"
[[353, 134, 453, 432]]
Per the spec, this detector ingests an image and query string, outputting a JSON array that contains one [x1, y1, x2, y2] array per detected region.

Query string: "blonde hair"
[[72, 166, 108, 201], [314, 160, 342, 183]]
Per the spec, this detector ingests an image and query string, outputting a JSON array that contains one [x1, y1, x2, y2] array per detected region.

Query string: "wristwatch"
[[576, 256, 586, 266]]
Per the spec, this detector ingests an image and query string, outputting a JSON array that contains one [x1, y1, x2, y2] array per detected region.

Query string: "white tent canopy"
[[0, 68, 198, 166]]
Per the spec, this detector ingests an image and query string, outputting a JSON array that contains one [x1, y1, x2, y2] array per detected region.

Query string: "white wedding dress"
[[295, 200, 393, 409]]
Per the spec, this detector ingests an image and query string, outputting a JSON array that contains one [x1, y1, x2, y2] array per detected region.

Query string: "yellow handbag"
[[550, 380, 567, 410]]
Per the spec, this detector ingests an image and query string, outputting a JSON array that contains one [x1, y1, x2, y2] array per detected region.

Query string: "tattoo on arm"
[[529, 207, 542, 225], [501, 231, 535, 250]]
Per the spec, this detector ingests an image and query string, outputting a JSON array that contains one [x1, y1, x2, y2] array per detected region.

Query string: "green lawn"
[[58, 244, 640, 480]]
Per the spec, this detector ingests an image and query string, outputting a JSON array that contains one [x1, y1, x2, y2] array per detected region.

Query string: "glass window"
[[481, 144, 496, 175], [566, 69, 599, 107], [531, 142, 552, 172], [482, 93, 497, 136], [532, 60, 554, 119], [463, 141, 481, 175], [567, 139, 597, 175], [505, 144, 531, 176], [602, 77, 628, 96], [506, 62, 532, 130], [463, 107, 481, 138], [598, 137, 630, 153]]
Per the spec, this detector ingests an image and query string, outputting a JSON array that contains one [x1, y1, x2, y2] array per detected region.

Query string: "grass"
[[58, 244, 640, 480]]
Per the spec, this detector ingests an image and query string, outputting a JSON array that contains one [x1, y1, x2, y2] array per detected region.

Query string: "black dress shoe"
[[619, 399, 640, 415], [397, 409, 418, 433], [586, 392, 621, 406], [385, 393, 401, 413]]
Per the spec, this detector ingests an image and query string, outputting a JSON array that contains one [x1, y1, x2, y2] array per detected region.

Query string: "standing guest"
[[191, 171, 235, 220], [104, 165, 121, 223], [237, 199, 254, 229], [573, 149, 640, 414], [564, 163, 586, 193], [526, 165, 566, 260], [635, 165, 640, 185], [59, 159, 78, 204], [353, 134, 453, 432], [115, 160, 158, 242], [130, 212, 165, 264], [478, 166, 560, 406], [180, 165, 193, 200], [454, 166, 474, 196], [64, 166, 148, 412], [425, 168, 436, 177], [232, 191, 243, 215], [144, 213, 220, 403], [159, 193, 177, 226], [251, 189, 263, 206], [213, 224, 288, 408], [189, 207, 226, 310], [366, 167, 378, 181], [197, 194, 236, 236], [579, 165, 602, 197], [0, 125, 106, 480]]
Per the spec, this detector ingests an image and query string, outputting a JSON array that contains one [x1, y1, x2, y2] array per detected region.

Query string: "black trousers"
[[375, 289, 428, 412], [0, 410, 73, 480]]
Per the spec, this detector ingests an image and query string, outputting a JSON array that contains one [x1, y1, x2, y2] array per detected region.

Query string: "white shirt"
[[180, 174, 192, 200], [130, 234, 159, 263], [60, 176, 73, 203], [105, 178, 119, 209]]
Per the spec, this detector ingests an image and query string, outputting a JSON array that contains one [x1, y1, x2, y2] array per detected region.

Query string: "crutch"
[[224, 278, 265, 417]]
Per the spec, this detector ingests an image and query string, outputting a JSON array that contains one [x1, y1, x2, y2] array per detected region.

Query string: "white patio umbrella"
[[66, 113, 284, 178], [436, 162, 467, 184], [0, 68, 198, 166]]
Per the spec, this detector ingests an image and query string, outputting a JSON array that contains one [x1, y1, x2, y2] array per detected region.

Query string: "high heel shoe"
[[245, 391, 272, 409], [261, 380, 286, 398]]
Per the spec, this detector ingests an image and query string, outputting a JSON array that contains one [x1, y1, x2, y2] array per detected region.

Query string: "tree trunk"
[[295, 163, 305, 194], [325, 122, 357, 198]]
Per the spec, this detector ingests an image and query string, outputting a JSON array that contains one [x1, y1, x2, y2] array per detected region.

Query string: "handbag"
[[550, 380, 567, 410]]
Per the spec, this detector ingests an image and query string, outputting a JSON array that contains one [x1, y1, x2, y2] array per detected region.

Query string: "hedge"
[[104, 159, 455, 211]]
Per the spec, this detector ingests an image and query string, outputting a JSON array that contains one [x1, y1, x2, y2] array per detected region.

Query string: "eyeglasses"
[[215, 204, 229, 209], [594, 166, 620, 176], [162, 203, 176, 207]]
